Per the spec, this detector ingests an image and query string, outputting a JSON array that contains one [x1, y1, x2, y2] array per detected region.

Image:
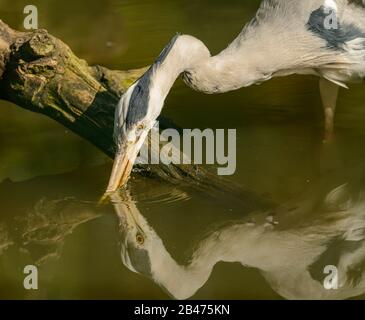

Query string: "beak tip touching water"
[[101, 146, 136, 204], [98, 192, 111, 206]]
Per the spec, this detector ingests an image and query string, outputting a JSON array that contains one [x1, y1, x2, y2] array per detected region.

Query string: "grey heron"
[[106, 0, 365, 193], [113, 181, 365, 300]]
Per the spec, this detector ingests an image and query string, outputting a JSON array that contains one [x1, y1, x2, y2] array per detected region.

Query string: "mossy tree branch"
[[0, 21, 145, 158]]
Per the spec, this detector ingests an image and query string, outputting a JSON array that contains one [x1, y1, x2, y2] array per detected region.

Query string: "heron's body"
[[106, 0, 365, 192]]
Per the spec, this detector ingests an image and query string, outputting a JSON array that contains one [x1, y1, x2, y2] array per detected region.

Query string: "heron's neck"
[[151, 35, 264, 98], [150, 246, 214, 300], [148, 225, 302, 300]]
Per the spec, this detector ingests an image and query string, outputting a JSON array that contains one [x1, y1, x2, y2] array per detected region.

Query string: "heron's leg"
[[319, 78, 339, 141]]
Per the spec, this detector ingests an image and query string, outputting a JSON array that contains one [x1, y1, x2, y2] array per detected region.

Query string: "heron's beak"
[[104, 143, 140, 195], [111, 192, 144, 232]]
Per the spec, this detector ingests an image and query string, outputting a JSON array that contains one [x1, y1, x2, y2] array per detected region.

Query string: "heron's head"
[[105, 81, 156, 194], [113, 192, 203, 300], [117, 200, 156, 277], [105, 35, 181, 194], [112, 193, 167, 279]]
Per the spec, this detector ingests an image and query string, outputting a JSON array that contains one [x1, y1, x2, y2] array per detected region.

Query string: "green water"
[[1, 0, 365, 300]]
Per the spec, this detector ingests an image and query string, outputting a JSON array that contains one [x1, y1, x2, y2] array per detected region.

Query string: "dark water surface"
[[1, 0, 365, 299]]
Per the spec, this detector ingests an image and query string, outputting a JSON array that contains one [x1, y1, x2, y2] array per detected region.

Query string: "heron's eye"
[[135, 124, 145, 140], [136, 233, 145, 245]]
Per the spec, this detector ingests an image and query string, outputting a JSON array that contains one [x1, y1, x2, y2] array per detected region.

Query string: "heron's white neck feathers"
[[150, 35, 263, 98], [148, 244, 213, 300]]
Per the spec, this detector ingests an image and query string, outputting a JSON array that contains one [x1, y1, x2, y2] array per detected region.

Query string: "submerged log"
[[0, 20, 272, 210]]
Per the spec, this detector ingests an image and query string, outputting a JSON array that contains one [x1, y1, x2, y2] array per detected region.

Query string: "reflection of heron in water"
[[111, 178, 365, 300], [106, 0, 365, 192]]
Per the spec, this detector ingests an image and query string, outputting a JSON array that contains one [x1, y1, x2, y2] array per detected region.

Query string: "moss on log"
[[0, 23, 145, 158]]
